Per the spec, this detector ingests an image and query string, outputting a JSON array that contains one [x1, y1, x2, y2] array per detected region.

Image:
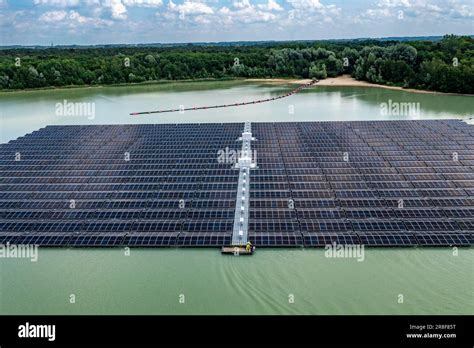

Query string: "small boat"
[[221, 245, 255, 255]]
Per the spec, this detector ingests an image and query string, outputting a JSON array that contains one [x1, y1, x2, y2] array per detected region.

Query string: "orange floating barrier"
[[130, 80, 317, 115]]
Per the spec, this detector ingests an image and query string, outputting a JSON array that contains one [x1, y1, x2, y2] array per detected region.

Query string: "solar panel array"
[[251, 120, 474, 247], [0, 124, 241, 247], [1, 120, 473, 247]]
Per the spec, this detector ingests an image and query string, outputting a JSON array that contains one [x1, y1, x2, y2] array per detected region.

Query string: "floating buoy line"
[[130, 80, 318, 115]]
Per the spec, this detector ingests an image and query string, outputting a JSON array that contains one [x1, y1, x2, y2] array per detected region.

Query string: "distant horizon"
[[1, 0, 473, 46], [2, 34, 474, 49]]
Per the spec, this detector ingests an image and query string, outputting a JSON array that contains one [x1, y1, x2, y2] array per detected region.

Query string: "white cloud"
[[158, 0, 280, 26], [286, 0, 341, 17], [168, 0, 214, 15], [103, 0, 127, 20], [91, 6, 103, 16], [426, 4, 442, 13], [123, 0, 163, 7], [39, 9, 113, 26], [232, 0, 251, 10], [39, 10, 68, 22], [194, 15, 211, 24], [377, 0, 412, 8], [34, 0, 163, 8], [219, 0, 279, 24], [257, 0, 283, 11], [364, 8, 392, 19], [5, 0, 474, 44], [361, 0, 474, 21], [218, 6, 230, 15], [231, 0, 276, 19], [287, 0, 324, 10], [34, 0, 80, 6], [68, 10, 89, 23], [283, 0, 341, 26], [448, 0, 474, 18]]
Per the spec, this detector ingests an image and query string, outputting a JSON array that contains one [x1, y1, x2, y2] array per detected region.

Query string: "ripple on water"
[[1, 248, 472, 315]]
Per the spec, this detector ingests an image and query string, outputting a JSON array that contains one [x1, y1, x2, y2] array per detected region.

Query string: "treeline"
[[0, 35, 472, 94]]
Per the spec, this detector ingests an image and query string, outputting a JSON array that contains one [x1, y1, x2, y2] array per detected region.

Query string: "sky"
[[0, 0, 473, 45]]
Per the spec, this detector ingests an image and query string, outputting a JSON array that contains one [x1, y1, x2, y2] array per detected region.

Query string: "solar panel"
[[0, 233, 23, 244], [248, 232, 303, 246], [16, 234, 72, 246], [442, 208, 474, 218], [300, 221, 352, 233], [177, 232, 232, 246], [455, 220, 474, 231], [394, 209, 445, 219], [352, 221, 406, 232], [123, 233, 178, 247], [404, 220, 459, 231], [1, 120, 473, 247], [68, 233, 126, 247], [303, 233, 361, 246], [298, 209, 345, 219], [346, 209, 395, 219], [415, 233, 471, 246], [357, 233, 417, 246]]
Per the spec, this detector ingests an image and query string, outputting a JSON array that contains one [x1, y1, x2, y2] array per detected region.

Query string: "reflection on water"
[[1, 81, 473, 143]]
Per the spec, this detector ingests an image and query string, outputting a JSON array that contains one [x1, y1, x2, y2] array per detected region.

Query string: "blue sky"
[[0, 0, 473, 45]]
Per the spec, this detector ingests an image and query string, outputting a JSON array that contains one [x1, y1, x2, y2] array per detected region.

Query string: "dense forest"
[[0, 35, 473, 94]]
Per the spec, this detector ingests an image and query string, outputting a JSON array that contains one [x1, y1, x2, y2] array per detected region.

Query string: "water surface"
[[0, 248, 472, 315], [1, 81, 473, 143]]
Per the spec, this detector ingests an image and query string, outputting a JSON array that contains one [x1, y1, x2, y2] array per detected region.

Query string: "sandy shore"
[[247, 75, 473, 96], [315, 75, 439, 95]]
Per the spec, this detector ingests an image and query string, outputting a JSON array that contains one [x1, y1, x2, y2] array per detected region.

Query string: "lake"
[[0, 81, 473, 315], [1, 81, 473, 143]]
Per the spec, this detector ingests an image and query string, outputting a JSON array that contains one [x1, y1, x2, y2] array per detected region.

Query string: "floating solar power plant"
[[253, 120, 473, 248], [1, 120, 473, 248], [250, 123, 302, 246], [1, 123, 241, 247]]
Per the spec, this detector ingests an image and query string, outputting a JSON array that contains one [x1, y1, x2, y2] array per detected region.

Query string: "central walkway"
[[231, 122, 256, 245]]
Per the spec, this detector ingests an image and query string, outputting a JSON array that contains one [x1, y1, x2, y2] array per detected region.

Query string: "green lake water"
[[1, 81, 473, 143], [0, 81, 473, 314], [0, 248, 472, 315]]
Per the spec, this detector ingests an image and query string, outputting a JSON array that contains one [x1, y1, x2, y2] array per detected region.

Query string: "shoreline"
[[316, 75, 474, 96], [1, 75, 472, 96], [0, 78, 241, 95], [247, 75, 474, 96]]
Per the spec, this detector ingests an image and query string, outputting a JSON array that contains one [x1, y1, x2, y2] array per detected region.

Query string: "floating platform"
[[1, 120, 473, 248], [221, 246, 255, 255]]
